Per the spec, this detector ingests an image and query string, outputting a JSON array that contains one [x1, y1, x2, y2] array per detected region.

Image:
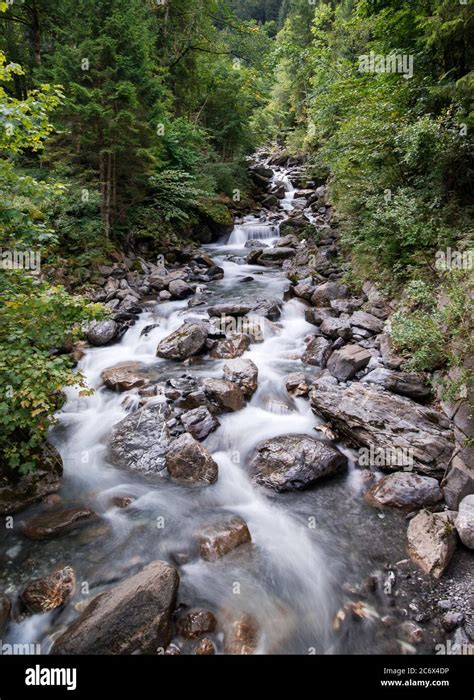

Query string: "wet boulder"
[[53, 561, 179, 655], [108, 403, 172, 476], [87, 320, 119, 346], [326, 344, 371, 381], [210, 334, 251, 359], [180, 407, 219, 441], [101, 361, 148, 392], [249, 434, 348, 492], [223, 359, 259, 399], [407, 510, 457, 578], [198, 516, 252, 561], [455, 495, 474, 549], [310, 380, 453, 477], [22, 566, 76, 614], [194, 638, 215, 655], [361, 368, 432, 403], [305, 307, 335, 326], [365, 472, 442, 509], [202, 378, 246, 413], [207, 303, 252, 318], [176, 609, 217, 640], [166, 433, 218, 485], [23, 507, 96, 541], [257, 248, 296, 266], [250, 299, 282, 321], [156, 322, 208, 361]]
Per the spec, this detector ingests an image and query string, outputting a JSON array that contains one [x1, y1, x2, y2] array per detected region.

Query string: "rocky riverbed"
[[0, 151, 472, 656]]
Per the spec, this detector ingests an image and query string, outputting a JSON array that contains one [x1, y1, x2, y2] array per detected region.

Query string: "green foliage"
[[0, 274, 103, 473], [147, 171, 208, 224]]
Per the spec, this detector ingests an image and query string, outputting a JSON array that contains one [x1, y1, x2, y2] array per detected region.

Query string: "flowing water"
[[0, 165, 422, 655]]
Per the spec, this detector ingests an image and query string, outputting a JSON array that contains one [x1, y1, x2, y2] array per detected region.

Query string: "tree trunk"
[[31, 2, 42, 66]]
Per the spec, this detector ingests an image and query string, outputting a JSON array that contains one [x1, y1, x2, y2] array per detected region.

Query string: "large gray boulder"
[[407, 510, 457, 578], [165, 433, 218, 485], [87, 320, 119, 346], [348, 311, 384, 334], [310, 380, 453, 477], [326, 344, 371, 381], [365, 472, 442, 509], [361, 368, 432, 402], [249, 434, 348, 492], [157, 322, 208, 361], [311, 281, 348, 307], [53, 561, 179, 654], [302, 336, 332, 367], [168, 279, 194, 299], [108, 403, 172, 476]]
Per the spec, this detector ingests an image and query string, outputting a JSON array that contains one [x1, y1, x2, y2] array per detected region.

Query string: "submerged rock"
[[22, 566, 76, 614], [156, 322, 208, 361], [365, 472, 442, 509], [53, 561, 179, 655], [22, 507, 96, 541], [407, 510, 457, 578], [310, 380, 453, 477], [194, 638, 215, 655], [249, 434, 348, 492], [108, 403, 172, 476], [198, 516, 252, 561], [165, 433, 218, 485], [223, 612, 259, 655], [176, 609, 217, 640]]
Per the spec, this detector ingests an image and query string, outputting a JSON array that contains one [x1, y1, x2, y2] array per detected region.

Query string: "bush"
[[0, 273, 103, 473]]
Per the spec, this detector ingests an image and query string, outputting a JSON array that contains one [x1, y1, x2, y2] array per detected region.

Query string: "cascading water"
[[0, 155, 419, 656]]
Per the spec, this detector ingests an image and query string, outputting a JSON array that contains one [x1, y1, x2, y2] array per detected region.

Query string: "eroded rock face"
[[455, 495, 474, 549], [87, 320, 118, 346], [53, 561, 179, 655], [176, 609, 217, 640], [310, 380, 453, 477], [101, 362, 148, 392], [202, 378, 246, 413], [156, 322, 208, 361], [165, 433, 218, 485], [22, 507, 96, 541], [249, 434, 348, 492], [407, 510, 457, 578], [365, 472, 442, 509], [180, 407, 219, 441], [223, 359, 258, 399], [326, 344, 371, 381], [361, 368, 432, 402], [22, 566, 76, 614], [198, 516, 251, 561], [0, 593, 11, 634], [108, 403, 172, 476], [0, 443, 63, 516]]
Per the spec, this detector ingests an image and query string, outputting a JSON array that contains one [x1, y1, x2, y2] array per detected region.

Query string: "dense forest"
[[0, 0, 473, 663]]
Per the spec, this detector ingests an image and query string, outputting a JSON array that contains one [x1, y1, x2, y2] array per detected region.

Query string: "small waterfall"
[[228, 222, 280, 245]]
